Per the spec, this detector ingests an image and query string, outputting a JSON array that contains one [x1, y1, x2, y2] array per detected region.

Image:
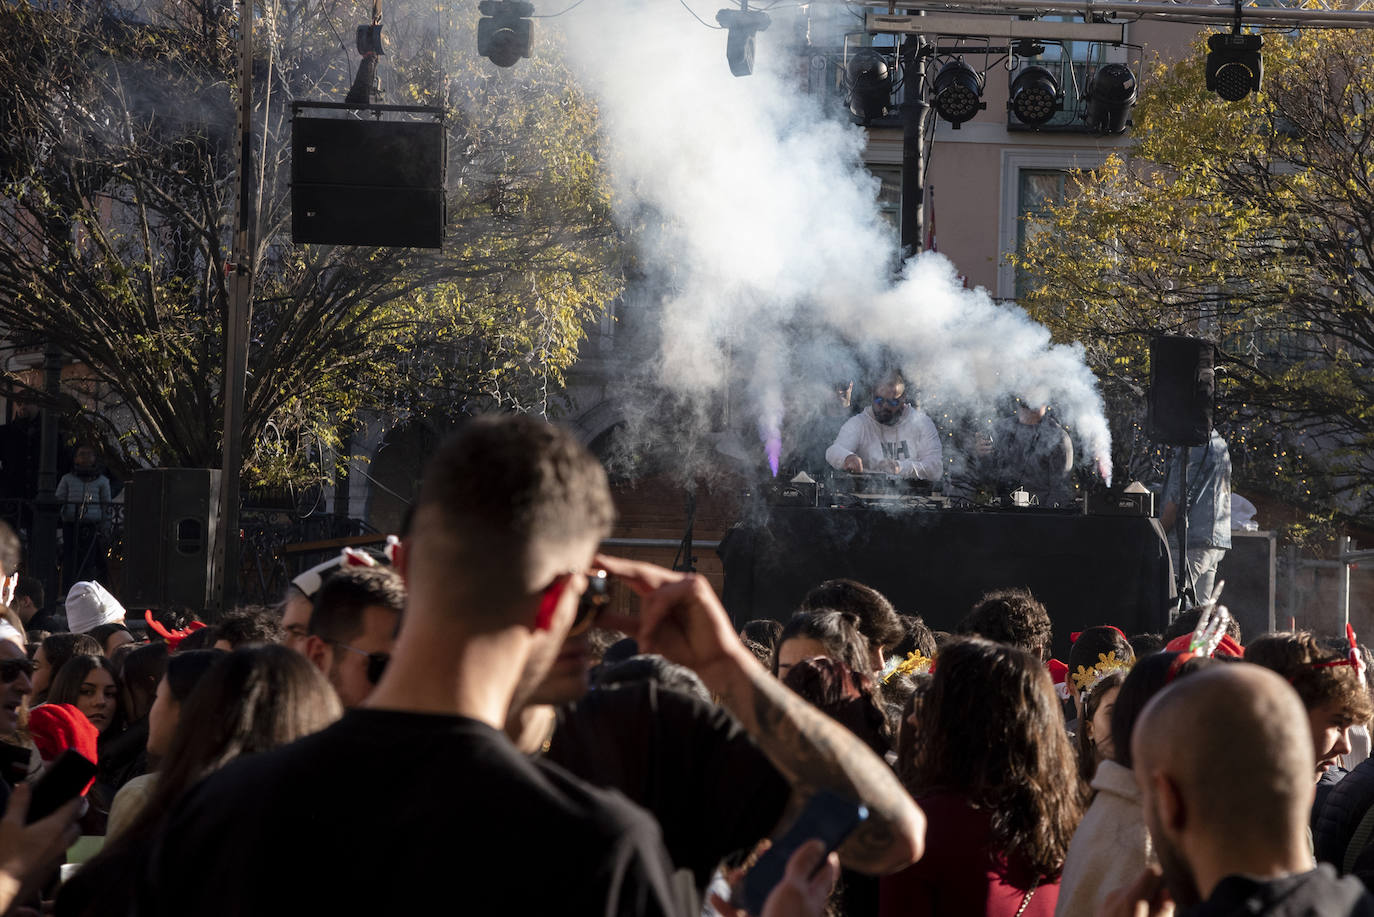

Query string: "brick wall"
[[599, 473, 745, 618]]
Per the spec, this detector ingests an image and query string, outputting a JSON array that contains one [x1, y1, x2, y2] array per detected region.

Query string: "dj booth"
[[719, 503, 1175, 659]]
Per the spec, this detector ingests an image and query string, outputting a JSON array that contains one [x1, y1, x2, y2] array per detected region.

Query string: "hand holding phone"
[[731, 790, 867, 916], [0, 781, 82, 912], [26, 750, 96, 825]]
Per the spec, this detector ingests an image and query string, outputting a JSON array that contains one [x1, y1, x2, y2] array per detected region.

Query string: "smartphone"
[[732, 790, 868, 915], [570, 569, 611, 636], [26, 750, 96, 824]]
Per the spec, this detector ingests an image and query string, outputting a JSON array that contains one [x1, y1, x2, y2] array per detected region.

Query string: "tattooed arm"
[[596, 554, 926, 876]]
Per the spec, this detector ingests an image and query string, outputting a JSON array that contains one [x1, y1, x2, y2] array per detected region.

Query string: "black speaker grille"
[[292, 118, 445, 189], [291, 185, 446, 249], [1148, 335, 1215, 446], [123, 468, 221, 613]]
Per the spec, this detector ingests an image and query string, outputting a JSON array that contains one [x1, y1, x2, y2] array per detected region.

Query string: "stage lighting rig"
[[932, 58, 985, 129], [1206, 31, 1262, 101], [478, 0, 534, 68], [1083, 62, 1137, 133], [356, 24, 384, 57], [716, 7, 771, 77], [847, 49, 893, 125], [344, 22, 385, 104], [1008, 65, 1061, 127]]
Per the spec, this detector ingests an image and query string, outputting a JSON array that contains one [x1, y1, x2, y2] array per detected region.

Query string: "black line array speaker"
[[123, 469, 221, 614], [292, 117, 446, 248], [1148, 335, 1215, 446]]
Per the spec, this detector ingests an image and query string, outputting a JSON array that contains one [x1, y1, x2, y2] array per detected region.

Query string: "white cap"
[[65, 581, 127, 634], [0, 620, 22, 650], [289, 556, 344, 601]]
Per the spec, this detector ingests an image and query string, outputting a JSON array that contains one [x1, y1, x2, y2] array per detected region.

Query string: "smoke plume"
[[551, 0, 1112, 484]]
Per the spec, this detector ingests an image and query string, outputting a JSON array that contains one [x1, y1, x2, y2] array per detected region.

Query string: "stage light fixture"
[[715, 8, 771, 77], [345, 24, 385, 104], [847, 50, 892, 125], [932, 59, 985, 129], [1205, 32, 1262, 102], [1008, 65, 1061, 127], [355, 25, 384, 57], [477, 0, 534, 68], [1083, 62, 1137, 134]]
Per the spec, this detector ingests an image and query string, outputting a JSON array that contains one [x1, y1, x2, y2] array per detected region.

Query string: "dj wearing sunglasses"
[[825, 369, 944, 480]]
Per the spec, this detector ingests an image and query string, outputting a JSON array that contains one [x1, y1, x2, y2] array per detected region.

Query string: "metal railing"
[[0, 497, 376, 615]]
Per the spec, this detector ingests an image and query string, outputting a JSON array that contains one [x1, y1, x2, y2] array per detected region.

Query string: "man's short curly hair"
[[1246, 631, 1373, 724], [801, 579, 904, 651], [956, 588, 1053, 661]]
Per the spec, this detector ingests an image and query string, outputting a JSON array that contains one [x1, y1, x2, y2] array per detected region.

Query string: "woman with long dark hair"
[[782, 656, 891, 757], [773, 609, 872, 679], [784, 655, 893, 917], [46, 655, 122, 739], [31, 633, 102, 705], [55, 645, 342, 917], [1073, 669, 1126, 785], [44, 654, 126, 834], [103, 649, 224, 841], [880, 637, 1085, 917]]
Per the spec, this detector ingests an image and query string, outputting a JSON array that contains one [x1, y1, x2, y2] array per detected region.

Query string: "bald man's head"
[[1136, 664, 1313, 833], [1132, 664, 1315, 905]]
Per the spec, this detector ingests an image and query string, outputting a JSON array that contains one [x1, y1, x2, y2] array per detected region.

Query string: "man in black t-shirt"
[[139, 417, 681, 916]]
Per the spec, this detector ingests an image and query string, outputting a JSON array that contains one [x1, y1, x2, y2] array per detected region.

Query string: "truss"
[[853, 0, 1374, 31]]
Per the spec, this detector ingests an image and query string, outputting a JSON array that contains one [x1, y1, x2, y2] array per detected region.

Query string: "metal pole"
[[900, 37, 931, 259], [1174, 446, 1194, 608], [1338, 533, 1352, 631], [218, 0, 256, 614], [1286, 542, 1298, 628], [1265, 531, 1276, 633], [31, 345, 61, 612]]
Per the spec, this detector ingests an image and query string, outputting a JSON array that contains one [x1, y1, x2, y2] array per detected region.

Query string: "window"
[[1014, 170, 1068, 299], [997, 149, 1113, 300], [870, 165, 902, 234]]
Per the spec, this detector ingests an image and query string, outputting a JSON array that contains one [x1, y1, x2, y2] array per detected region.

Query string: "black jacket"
[[1184, 865, 1374, 917]]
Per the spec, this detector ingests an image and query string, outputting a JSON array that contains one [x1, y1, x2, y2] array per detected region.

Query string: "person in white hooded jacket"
[[825, 370, 943, 480]]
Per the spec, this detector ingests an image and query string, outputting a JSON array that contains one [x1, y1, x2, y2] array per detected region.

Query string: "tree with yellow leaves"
[[1016, 29, 1374, 519], [0, 0, 620, 490]]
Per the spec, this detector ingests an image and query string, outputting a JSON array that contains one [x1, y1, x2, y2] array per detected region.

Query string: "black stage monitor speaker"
[[292, 117, 446, 249], [1148, 335, 1215, 446], [123, 469, 221, 614]]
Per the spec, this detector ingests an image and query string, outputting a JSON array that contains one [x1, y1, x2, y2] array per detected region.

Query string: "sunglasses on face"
[[873, 397, 903, 408], [326, 640, 389, 685], [571, 569, 611, 637], [0, 658, 35, 683]]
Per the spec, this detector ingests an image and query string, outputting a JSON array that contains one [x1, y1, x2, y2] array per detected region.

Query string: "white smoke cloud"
[[548, 0, 1111, 483]]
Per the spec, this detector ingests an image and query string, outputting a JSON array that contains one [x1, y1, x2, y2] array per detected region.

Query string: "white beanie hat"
[[65, 581, 126, 634]]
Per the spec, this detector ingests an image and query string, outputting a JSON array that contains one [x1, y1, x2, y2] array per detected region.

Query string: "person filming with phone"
[[506, 549, 927, 914], [137, 417, 683, 916]]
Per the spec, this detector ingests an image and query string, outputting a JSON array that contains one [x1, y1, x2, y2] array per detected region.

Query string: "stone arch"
[[365, 420, 440, 534]]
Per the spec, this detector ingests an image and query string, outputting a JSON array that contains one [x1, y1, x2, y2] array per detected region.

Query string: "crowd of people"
[[0, 415, 1364, 915]]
